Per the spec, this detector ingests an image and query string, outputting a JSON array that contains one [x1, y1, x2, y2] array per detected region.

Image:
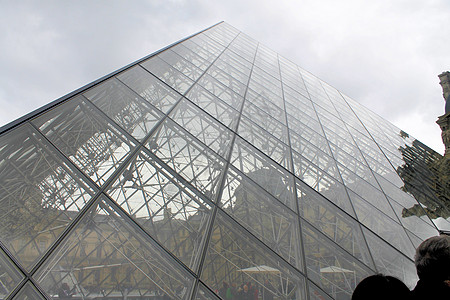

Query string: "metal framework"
[[0, 22, 448, 300]]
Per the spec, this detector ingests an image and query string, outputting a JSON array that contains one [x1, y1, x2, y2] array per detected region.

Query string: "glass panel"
[[296, 179, 373, 268], [117, 65, 181, 113], [195, 282, 220, 300], [348, 190, 415, 259], [344, 176, 397, 220], [170, 98, 235, 159], [238, 117, 292, 170], [32, 96, 135, 186], [214, 56, 250, 84], [188, 35, 224, 58], [158, 49, 204, 81], [147, 118, 225, 199], [12, 281, 45, 300], [363, 228, 418, 289], [289, 122, 331, 157], [309, 281, 333, 300], [220, 166, 303, 268], [244, 89, 286, 126], [198, 74, 247, 99], [141, 57, 196, 94], [0, 248, 24, 298], [107, 149, 213, 271], [230, 137, 296, 209], [170, 44, 211, 71], [206, 66, 247, 96], [201, 211, 307, 300], [219, 51, 252, 77], [185, 85, 241, 131], [34, 197, 195, 299], [292, 146, 341, 186], [301, 221, 373, 299], [0, 124, 96, 271], [182, 39, 219, 63], [84, 78, 164, 141]]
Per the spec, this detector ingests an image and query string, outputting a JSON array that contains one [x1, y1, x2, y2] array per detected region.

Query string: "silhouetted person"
[[352, 274, 410, 300], [411, 235, 450, 299]]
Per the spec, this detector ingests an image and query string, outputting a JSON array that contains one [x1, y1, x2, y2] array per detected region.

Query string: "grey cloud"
[[0, 0, 449, 153]]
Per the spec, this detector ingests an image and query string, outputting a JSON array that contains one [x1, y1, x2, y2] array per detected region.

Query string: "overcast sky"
[[0, 0, 448, 154]]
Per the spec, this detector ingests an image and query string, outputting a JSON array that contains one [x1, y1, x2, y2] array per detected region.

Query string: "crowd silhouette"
[[352, 235, 450, 300]]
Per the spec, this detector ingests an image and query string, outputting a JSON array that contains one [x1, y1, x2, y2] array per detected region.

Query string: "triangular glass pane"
[[201, 211, 307, 300], [296, 179, 373, 269], [12, 282, 45, 300], [146, 117, 225, 199], [0, 124, 96, 271], [301, 220, 373, 299], [106, 148, 213, 271], [32, 96, 136, 186], [220, 166, 303, 269], [0, 247, 24, 298], [34, 196, 195, 299], [116, 65, 181, 113], [83, 77, 164, 142]]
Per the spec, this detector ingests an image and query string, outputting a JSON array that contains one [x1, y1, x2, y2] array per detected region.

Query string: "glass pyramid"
[[0, 21, 448, 300]]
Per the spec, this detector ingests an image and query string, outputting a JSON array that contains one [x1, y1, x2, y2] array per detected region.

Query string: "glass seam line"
[[318, 81, 417, 258], [337, 90, 442, 232], [194, 36, 259, 280], [295, 64, 382, 273], [277, 53, 312, 300], [21, 23, 234, 288]]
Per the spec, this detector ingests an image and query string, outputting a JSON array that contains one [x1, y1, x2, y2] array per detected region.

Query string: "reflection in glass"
[[0, 124, 96, 271], [35, 197, 195, 299], [220, 166, 303, 269], [396, 138, 450, 230], [0, 22, 446, 300], [32, 96, 135, 186], [201, 211, 307, 300], [12, 281, 45, 300], [107, 149, 213, 271], [84, 78, 164, 141], [147, 117, 225, 200], [301, 221, 373, 299], [117, 65, 181, 114], [0, 248, 24, 298]]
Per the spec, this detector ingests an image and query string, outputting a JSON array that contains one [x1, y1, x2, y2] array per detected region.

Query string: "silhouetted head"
[[352, 274, 410, 300], [415, 235, 450, 281]]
